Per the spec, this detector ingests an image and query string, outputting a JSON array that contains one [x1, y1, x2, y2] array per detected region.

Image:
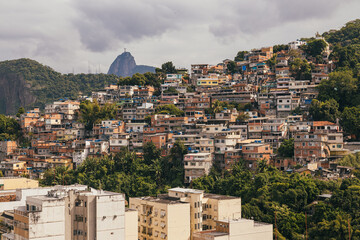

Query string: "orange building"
[[242, 143, 273, 169]]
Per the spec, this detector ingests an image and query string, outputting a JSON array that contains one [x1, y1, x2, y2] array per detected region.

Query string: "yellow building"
[[131, 188, 244, 240], [129, 196, 191, 240], [0, 177, 39, 190], [196, 78, 219, 87], [168, 188, 241, 236]]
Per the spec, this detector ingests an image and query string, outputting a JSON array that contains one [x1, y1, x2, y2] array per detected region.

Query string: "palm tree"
[[211, 100, 224, 114]]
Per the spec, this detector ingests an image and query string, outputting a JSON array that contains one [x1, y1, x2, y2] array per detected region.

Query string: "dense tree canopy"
[[117, 72, 161, 87], [234, 51, 248, 61], [155, 104, 184, 116], [309, 99, 340, 123], [277, 138, 294, 158], [341, 106, 360, 139], [289, 58, 313, 80], [302, 39, 327, 58], [77, 100, 116, 131], [273, 44, 289, 53], [0, 114, 21, 141], [161, 61, 177, 74], [42, 142, 187, 197], [317, 70, 359, 110], [0, 58, 121, 113]]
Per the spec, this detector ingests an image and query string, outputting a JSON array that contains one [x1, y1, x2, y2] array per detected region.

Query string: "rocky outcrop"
[[107, 52, 155, 77], [0, 72, 36, 115]]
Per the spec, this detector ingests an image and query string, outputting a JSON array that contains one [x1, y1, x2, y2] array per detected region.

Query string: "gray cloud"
[[72, 0, 188, 52], [209, 0, 354, 37], [0, 0, 359, 73]]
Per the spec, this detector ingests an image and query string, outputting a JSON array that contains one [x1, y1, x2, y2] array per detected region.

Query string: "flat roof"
[[204, 193, 239, 200], [168, 187, 204, 194], [133, 195, 186, 205]]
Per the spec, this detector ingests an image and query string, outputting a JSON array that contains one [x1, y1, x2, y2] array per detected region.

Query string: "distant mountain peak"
[[107, 52, 155, 77]]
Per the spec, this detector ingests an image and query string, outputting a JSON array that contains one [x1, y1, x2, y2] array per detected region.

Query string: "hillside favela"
[[1, 2, 360, 240]]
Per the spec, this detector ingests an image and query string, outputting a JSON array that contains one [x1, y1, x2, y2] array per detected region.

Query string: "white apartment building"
[[4, 187, 136, 240]]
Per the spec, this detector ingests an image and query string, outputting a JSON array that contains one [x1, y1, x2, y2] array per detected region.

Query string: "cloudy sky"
[[1, 0, 359, 73]]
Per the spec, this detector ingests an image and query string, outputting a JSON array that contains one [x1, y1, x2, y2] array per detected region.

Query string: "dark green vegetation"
[[296, 20, 360, 140], [301, 39, 327, 59], [0, 115, 21, 141], [277, 138, 294, 158], [338, 152, 360, 169], [0, 58, 119, 114], [43, 152, 360, 240], [155, 104, 184, 116], [77, 100, 116, 131], [42, 141, 187, 197], [193, 162, 360, 240], [289, 58, 314, 80], [117, 72, 162, 88]]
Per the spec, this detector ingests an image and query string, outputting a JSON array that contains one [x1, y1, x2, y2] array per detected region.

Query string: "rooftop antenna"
[[88, 61, 91, 74]]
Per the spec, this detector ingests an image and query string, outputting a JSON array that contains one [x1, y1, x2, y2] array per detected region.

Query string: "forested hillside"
[[0, 59, 119, 114]]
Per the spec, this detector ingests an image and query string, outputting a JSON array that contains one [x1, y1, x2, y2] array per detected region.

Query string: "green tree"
[[341, 106, 360, 139], [236, 112, 250, 122], [16, 107, 25, 118], [234, 51, 248, 61], [289, 58, 313, 80], [78, 100, 116, 131], [277, 138, 294, 158], [130, 73, 146, 86], [0, 115, 21, 141], [309, 215, 353, 240], [163, 87, 179, 94], [302, 39, 327, 58], [317, 70, 358, 110], [273, 44, 289, 53], [155, 104, 184, 116], [161, 61, 177, 74], [338, 152, 360, 168], [226, 61, 238, 74], [266, 54, 277, 71], [143, 142, 162, 165], [309, 99, 340, 122]]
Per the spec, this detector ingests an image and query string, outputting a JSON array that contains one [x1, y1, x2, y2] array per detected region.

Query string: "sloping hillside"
[[0, 59, 119, 114]]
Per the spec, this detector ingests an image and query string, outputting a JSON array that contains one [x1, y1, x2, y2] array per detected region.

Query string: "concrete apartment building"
[[129, 195, 191, 240], [4, 187, 135, 240], [184, 153, 212, 183], [130, 188, 250, 240]]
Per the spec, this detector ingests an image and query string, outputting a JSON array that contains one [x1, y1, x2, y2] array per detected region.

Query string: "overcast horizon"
[[1, 0, 360, 74]]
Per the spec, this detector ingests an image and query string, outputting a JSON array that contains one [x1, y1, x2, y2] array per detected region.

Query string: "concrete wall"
[[95, 194, 125, 240], [218, 199, 241, 221], [228, 219, 273, 240], [125, 209, 138, 240], [0, 178, 39, 190], [27, 198, 66, 239], [167, 203, 191, 240]]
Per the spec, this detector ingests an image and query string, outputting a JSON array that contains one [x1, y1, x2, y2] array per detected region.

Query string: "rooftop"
[[204, 193, 239, 200], [168, 187, 204, 194]]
